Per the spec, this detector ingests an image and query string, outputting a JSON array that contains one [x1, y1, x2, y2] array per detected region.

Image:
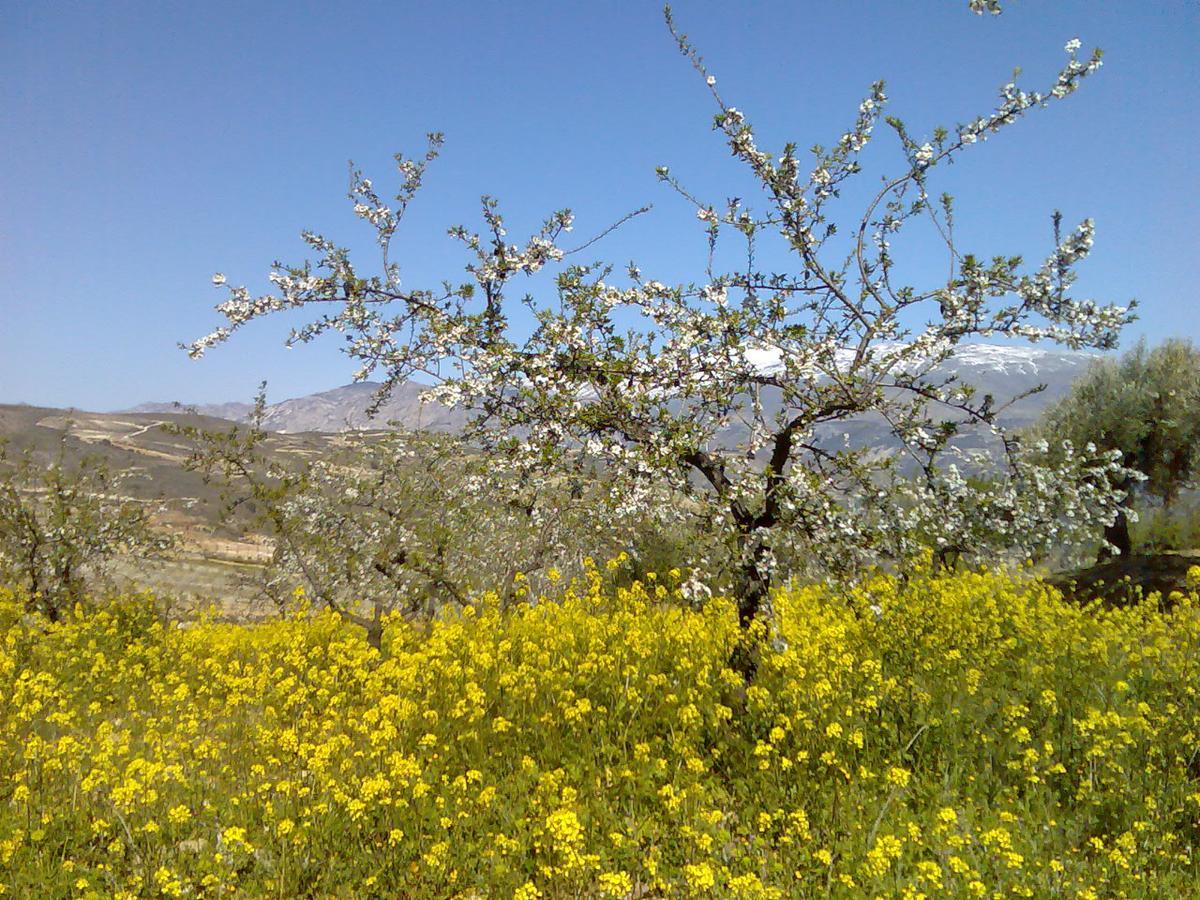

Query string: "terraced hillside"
[[0, 404, 387, 615]]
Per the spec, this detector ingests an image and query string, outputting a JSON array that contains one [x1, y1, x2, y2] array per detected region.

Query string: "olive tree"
[[1037, 338, 1200, 559], [189, 5, 1133, 659]]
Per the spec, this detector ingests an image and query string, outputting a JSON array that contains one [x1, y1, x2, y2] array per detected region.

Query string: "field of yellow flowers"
[[3, 560, 1200, 898]]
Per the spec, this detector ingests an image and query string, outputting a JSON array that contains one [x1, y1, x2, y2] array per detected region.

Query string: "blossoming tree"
[[173, 393, 668, 645], [0, 442, 173, 619], [190, 4, 1134, 650]]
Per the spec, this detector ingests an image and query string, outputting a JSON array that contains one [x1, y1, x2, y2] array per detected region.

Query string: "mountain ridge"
[[123, 343, 1099, 436]]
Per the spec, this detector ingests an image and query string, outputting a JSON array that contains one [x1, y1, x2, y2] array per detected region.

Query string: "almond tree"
[[173, 396, 661, 645], [0, 442, 173, 619], [190, 5, 1134, 662]]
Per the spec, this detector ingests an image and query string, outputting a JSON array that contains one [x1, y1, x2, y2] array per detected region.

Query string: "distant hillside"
[[6, 344, 1098, 529], [123, 343, 1099, 437], [125, 381, 469, 435], [0, 403, 366, 542], [127, 400, 257, 421]]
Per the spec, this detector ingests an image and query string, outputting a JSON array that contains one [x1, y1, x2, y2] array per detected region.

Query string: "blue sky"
[[2, 0, 1196, 411]]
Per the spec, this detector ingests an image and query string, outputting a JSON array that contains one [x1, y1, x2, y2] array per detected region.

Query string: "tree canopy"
[[1038, 338, 1200, 558], [189, 4, 1134, 652]]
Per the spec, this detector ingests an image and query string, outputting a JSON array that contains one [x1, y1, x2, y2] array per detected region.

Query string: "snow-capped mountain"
[[129, 343, 1099, 440]]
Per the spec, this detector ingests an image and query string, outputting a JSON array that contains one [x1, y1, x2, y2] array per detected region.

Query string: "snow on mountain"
[[129, 343, 1100, 438], [744, 340, 1095, 379]]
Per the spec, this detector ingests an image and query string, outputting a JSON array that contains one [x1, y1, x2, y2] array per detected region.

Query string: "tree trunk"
[[1098, 476, 1135, 562], [346, 603, 385, 650], [365, 602, 384, 651], [734, 550, 769, 630], [729, 532, 771, 682], [1098, 506, 1132, 562]]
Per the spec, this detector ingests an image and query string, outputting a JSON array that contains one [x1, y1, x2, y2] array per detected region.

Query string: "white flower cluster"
[[957, 41, 1102, 148]]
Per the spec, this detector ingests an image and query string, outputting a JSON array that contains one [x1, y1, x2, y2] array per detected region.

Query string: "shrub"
[[0, 444, 172, 620], [1132, 497, 1200, 554]]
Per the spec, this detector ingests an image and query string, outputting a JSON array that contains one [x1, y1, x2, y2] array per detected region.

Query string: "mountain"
[[125, 343, 1099, 437], [126, 382, 468, 434], [127, 400, 257, 421], [259, 381, 468, 434], [914, 344, 1100, 425], [706, 343, 1098, 460], [746, 343, 1096, 423]]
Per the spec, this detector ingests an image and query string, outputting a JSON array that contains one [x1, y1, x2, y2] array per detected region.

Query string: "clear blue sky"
[[2, 1, 1196, 411]]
